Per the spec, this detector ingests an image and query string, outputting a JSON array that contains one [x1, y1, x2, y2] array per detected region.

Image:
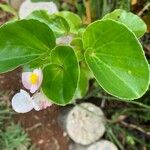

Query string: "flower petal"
[[22, 72, 32, 90], [19, 0, 58, 19], [32, 92, 52, 111], [33, 68, 43, 91], [12, 90, 33, 113], [22, 68, 43, 93], [30, 85, 38, 94]]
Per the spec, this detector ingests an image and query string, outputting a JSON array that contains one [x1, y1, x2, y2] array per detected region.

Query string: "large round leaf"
[[103, 9, 147, 38], [27, 10, 70, 37], [0, 19, 55, 73], [83, 19, 149, 100], [42, 46, 79, 105]]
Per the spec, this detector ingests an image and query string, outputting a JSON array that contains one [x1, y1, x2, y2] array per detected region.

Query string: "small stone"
[[38, 139, 44, 144], [66, 103, 105, 145], [63, 131, 67, 137], [87, 140, 118, 150]]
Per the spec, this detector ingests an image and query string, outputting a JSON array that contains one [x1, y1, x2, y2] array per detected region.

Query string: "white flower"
[[22, 68, 43, 93], [32, 92, 52, 111], [19, 0, 58, 19], [12, 90, 33, 113], [12, 90, 52, 113]]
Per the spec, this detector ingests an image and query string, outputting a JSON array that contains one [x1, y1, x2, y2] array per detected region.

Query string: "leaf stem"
[[84, 87, 150, 109], [97, 93, 150, 110]]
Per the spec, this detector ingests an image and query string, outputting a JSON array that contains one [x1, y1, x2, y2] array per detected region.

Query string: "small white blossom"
[[12, 90, 33, 113], [12, 90, 52, 113], [22, 68, 43, 93], [19, 0, 58, 19]]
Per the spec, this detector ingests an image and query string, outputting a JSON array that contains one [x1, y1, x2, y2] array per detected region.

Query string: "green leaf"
[[27, 54, 51, 69], [0, 3, 17, 16], [27, 10, 70, 37], [83, 19, 149, 100], [70, 38, 84, 61], [58, 11, 82, 34], [75, 64, 89, 99], [103, 9, 147, 38], [42, 46, 79, 105], [0, 19, 55, 73]]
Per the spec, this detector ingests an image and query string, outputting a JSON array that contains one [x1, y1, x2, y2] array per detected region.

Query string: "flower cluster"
[[12, 69, 52, 113]]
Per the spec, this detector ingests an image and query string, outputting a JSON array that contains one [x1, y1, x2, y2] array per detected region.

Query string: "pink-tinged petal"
[[22, 68, 43, 93], [32, 92, 52, 111], [22, 72, 32, 90], [12, 90, 33, 113], [33, 68, 43, 89], [30, 85, 38, 94]]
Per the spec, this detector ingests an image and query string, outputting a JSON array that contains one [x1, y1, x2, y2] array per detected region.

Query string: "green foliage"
[[70, 38, 84, 61], [90, 0, 131, 19], [42, 46, 79, 105], [0, 19, 55, 73], [58, 11, 82, 34], [0, 92, 33, 150], [0, 3, 17, 17], [0, 123, 31, 150], [75, 64, 89, 99], [103, 9, 147, 38], [105, 100, 150, 149], [27, 10, 70, 37], [0, 102, 12, 126], [0, 9, 149, 105], [83, 19, 149, 100]]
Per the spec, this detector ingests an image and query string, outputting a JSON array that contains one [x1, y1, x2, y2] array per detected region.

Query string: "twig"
[[96, 94, 150, 110], [101, 92, 106, 108], [85, 0, 91, 24], [121, 121, 150, 136], [26, 122, 42, 132], [138, 2, 150, 16]]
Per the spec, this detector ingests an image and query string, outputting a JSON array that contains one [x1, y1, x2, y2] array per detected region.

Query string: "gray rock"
[[66, 103, 105, 145], [69, 142, 88, 150], [87, 140, 118, 150]]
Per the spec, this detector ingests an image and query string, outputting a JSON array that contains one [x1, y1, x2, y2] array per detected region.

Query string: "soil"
[[0, 68, 70, 150], [15, 106, 70, 150]]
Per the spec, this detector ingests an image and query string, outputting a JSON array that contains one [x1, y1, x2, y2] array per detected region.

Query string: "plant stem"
[[84, 87, 150, 109], [121, 121, 150, 136], [138, 2, 150, 16], [107, 128, 124, 150], [85, 0, 91, 24], [97, 94, 150, 110]]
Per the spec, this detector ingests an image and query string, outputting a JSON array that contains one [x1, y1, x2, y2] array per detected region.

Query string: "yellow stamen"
[[30, 73, 38, 84]]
